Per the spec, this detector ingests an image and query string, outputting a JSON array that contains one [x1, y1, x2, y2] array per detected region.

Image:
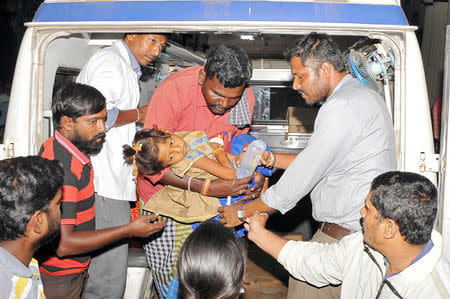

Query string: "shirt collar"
[[0, 246, 35, 278], [384, 239, 434, 279], [121, 40, 142, 79], [54, 130, 91, 166]]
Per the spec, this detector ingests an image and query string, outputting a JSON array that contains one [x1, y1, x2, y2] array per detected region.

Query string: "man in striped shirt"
[[0, 156, 63, 299], [38, 83, 165, 299]]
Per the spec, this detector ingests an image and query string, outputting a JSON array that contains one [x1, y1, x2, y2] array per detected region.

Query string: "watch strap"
[[237, 203, 245, 222]]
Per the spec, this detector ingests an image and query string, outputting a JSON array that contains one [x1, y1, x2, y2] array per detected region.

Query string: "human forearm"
[[250, 226, 288, 259], [56, 214, 164, 257], [114, 105, 147, 127], [160, 169, 251, 197], [218, 197, 274, 227], [242, 197, 273, 218], [244, 212, 288, 259], [56, 224, 134, 257], [273, 153, 297, 169]]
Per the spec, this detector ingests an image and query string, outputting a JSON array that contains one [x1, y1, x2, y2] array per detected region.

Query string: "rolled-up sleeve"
[[277, 233, 361, 286]]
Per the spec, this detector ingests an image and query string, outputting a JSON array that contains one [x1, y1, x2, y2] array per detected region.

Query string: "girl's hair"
[[177, 220, 247, 299], [123, 128, 171, 175]]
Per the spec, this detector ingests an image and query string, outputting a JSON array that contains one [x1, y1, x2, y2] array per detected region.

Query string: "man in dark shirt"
[[38, 83, 165, 299]]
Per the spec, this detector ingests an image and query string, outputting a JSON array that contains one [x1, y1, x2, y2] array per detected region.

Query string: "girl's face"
[[156, 133, 189, 165]]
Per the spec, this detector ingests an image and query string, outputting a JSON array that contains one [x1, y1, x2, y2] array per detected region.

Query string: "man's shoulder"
[[83, 42, 126, 69], [335, 76, 383, 105], [40, 137, 71, 163], [158, 65, 201, 89]]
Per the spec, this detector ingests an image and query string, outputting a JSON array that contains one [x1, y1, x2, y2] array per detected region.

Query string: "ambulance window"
[[52, 67, 80, 98]]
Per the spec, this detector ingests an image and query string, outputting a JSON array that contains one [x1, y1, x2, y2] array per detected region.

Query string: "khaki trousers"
[[286, 229, 341, 299]]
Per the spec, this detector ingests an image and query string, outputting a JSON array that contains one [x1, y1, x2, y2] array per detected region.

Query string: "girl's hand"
[[260, 151, 275, 167], [234, 143, 249, 167], [209, 142, 222, 151]]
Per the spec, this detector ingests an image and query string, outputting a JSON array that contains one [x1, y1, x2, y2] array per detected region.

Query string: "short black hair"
[[0, 156, 64, 241], [205, 44, 253, 88], [370, 171, 437, 245], [284, 32, 345, 72], [177, 220, 246, 299], [52, 83, 106, 129]]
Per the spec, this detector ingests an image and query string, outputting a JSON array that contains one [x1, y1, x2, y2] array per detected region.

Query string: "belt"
[[320, 222, 353, 240]]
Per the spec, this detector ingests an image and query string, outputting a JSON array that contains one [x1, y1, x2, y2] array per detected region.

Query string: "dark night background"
[[0, 0, 42, 90], [0, 1, 436, 93]]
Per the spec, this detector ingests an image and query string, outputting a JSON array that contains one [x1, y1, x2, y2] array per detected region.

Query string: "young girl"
[[123, 128, 237, 223]]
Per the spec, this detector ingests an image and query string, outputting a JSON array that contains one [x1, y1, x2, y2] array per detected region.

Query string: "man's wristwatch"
[[237, 203, 245, 223]]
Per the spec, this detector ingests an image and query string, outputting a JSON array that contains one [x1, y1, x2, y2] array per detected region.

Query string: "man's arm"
[[260, 152, 297, 170], [55, 214, 164, 257], [160, 168, 252, 197], [218, 196, 274, 227], [245, 212, 347, 287], [109, 105, 147, 128], [244, 212, 288, 259]]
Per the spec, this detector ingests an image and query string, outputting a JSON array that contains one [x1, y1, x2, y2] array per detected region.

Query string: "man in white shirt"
[[219, 32, 396, 298], [0, 156, 63, 299], [76, 33, 167, 298], [246, 171, 450, 298]]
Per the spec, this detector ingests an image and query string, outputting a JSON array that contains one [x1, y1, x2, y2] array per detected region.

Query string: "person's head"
[[123, 33, 167, 66], [52, 83, 107, 155], [360, 171, 437, 250], [177, 220, 246, 299], [284, 32, 345, 105], [198, 44, 253, 115], [123, 127, 188, 176], [0, 156, 63, 250]]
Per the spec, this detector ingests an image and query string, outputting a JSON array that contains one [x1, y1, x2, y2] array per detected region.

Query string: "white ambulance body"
[[4, 0, 448, 263]]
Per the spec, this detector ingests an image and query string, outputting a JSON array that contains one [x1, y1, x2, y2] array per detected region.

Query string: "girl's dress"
[[142, 131, 222, 223]]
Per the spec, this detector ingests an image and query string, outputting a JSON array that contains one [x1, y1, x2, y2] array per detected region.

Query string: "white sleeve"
[[262, 101, 361, 213], [277, 233, 359, 286], [77, 51, 125, 110]]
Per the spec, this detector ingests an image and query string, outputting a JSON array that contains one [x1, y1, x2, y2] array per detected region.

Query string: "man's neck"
[[384, 243, 425, 275], [0, 240, 34, 267], [327, 71, 347, 98]]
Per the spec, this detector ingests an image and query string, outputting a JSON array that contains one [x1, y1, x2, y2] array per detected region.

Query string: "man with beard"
[[76, 33, 167, 299], [138, 44, 262, 297], [219, 32, 396, 298], [245, 171, 450, 298], [38, 83, 165, 299], [0, 156, 63, 298]]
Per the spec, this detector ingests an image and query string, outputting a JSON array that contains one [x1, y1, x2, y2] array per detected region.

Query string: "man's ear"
[[319, 61, 332, 79], [28, 210, 46, 236], [198, 70, 206, 86], [124, 33, 136, 42], [383, 218, 398, 240], [60, 115, 74, 132]]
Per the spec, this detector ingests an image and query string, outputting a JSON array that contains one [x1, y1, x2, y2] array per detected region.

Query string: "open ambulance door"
[[438, 25, 450, 260]]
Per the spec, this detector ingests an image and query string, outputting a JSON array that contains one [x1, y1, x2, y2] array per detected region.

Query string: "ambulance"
[[3, 0, 449, 296]]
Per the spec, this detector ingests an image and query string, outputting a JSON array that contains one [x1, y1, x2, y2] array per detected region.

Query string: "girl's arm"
[[192, 143, 235, 180]]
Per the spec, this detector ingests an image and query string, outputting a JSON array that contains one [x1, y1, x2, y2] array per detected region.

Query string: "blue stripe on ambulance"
[[33, 1, 408, 26]]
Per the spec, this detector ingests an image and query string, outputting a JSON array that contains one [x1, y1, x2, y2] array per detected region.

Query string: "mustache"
[[93, 132, 106, 140], [210, 103, 232, 112]]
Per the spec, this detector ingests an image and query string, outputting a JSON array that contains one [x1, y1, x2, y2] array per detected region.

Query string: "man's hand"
[[218, 202, 243, 228], [137, 105, 148, 124], [127, 214, 165, 238], [208, 176, 252, 197], [244, 212, 269, 241], [240, 171, 265, 201]]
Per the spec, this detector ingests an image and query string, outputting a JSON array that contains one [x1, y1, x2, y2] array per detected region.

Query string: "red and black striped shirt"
[[38, 130, 95, 276]]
